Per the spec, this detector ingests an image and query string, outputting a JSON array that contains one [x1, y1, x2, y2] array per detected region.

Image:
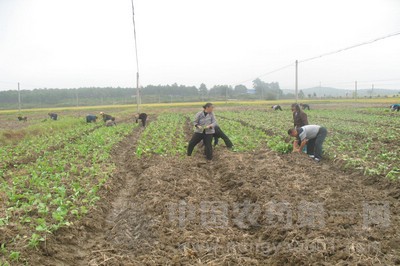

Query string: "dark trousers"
[[136, 118, 146, 127], [141, 118, 146, 127], [214, 126, 233, 148], [276, 106, 282, 111], [307, 127, 327, 159], [187, 133, 213, 160]]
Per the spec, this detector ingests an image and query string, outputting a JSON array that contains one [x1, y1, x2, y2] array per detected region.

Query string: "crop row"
[[0, 118, 99, 170], [218, 111, 292, 153], [136, 113, 187, 157], [219, 110, 399, 179], [0, 122, 136, 264], [214, 117, 267, 152]]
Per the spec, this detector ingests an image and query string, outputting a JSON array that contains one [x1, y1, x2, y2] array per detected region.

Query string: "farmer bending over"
[[48, 113, 58, 120], [288, 125, 327, 163], [17, 116, 27, 122], [135, 113, 148, 127], [390, 104, 400, 112], [300, 103, 310, 110], [86, 114, 97, 123], [213, 125, 233, 148], [100, 112, 116, 123], [272, 105, 282, 111]]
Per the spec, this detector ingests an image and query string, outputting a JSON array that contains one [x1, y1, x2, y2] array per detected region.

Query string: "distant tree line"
[[0, 79, 289, 109]]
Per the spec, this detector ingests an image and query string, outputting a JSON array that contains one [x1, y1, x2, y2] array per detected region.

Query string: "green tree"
[[199, 83, 208, 98], [234, 84, 248, 95], [298, 90, 305, 99], [252, 78, 282, 100]]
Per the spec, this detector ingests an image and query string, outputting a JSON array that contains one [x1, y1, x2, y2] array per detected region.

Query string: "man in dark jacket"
[[213, 125, 233, 148], [291, 103, 309, 129], [135, 113, 148, 127], [48, 113, 58, 120]]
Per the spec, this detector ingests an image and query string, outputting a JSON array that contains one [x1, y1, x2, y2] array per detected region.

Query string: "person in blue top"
[[187, 103, 217, 160], [390, 104, 400, 112], [86, 114, 97, 123], [288, 125, 327, 163]]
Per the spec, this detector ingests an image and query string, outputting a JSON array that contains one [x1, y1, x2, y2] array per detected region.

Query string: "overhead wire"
[[235, 30, 400, 87], [298, 30, 400, 63]]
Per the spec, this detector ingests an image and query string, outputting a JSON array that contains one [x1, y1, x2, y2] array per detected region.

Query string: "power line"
[[234, 30, 400, 88], [235, 62, 294, 85], [299, 30, 400, 64]]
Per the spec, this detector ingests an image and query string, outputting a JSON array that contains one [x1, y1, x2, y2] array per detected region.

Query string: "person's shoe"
[[309, 155, 315, 159], [314, 158, 321, 163]]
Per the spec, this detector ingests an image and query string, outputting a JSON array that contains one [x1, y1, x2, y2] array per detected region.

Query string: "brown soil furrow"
[[28, 134, 400, 265]]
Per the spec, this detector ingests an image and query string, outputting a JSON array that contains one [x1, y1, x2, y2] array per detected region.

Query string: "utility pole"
[[131, 0, 140, 113], [354, 81, 357, 101], [18, 82, 21, 113], [368, 83, 374, 98], [75, 90, 79, 107], [295, 60, 298, 103], [225, 86, 228, 104]]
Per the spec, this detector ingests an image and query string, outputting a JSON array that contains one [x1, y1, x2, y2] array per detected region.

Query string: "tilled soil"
[[28, 130, 400, 265]]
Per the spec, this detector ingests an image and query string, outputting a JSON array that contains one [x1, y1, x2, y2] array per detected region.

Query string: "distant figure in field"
[[271, 105, 283, 111], [300, 103, 310, 110], [48, 113, 58, 120], [100, 112, 116, 124], [291, 103, 309, 130], [390, 104, 400, 112], [17, 116, 27, 122], [135, 113, 148, 127], [86, 114, 97, 123], [288, 125, 327, 163]]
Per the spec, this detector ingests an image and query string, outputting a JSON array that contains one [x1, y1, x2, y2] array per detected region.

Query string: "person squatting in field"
[[288, 125, 327, 163], [390, 104, 400, 111], [100, 112, 116, 125], [17, 116, 27, 122], [300, 103, 310, 110], [187, 103, 217, 160], [48, 113, 58, 120], [86, 114, 97, 123], [292, 103, 309, 129], [271, 105, 283, 111], [135, 113, 148, 127]]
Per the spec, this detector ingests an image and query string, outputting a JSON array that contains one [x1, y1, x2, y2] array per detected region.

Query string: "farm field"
[[0, 101, 400, 265]]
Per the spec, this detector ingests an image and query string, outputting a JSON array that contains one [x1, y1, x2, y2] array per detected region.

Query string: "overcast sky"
[[0, 0, 399, 91]]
